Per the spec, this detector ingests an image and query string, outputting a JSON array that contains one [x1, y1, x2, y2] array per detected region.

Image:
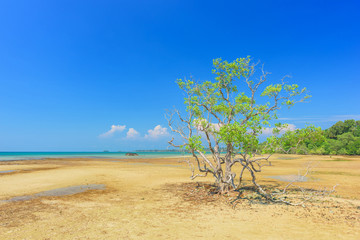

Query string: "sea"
[[0, 152, 189, 161]]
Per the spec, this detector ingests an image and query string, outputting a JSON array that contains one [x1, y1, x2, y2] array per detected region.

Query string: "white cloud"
[[278, 115, 360, 123], [193, 118, 222, 132], [278, 117, 316, 121], [262, 124, 296, 135], [329, 115, 360, 121], [145, 125, 169, 139], [126, 128, 140, 139], [99, 125, 126, 138]]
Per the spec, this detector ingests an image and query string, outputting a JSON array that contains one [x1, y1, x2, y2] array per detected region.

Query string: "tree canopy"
[[168, 57, 311, 196], [270, 119, 360, 155]]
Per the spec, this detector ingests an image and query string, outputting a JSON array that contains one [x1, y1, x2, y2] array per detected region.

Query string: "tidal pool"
[[0, 170, 16, 174], [2, 184, 106, 202]]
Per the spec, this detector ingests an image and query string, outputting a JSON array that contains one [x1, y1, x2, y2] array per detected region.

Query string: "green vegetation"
[[266, 119, 360, 155], [168, 56, 311, 195]]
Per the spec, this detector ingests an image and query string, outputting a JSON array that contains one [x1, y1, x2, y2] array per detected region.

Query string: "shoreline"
[[0, 152, 191, 162]]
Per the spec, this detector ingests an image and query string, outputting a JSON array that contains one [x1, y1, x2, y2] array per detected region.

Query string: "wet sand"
[[0, 155, 359, 239]]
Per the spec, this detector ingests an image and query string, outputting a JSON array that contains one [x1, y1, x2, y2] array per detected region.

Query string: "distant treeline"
[[266, 119, 360, 155]]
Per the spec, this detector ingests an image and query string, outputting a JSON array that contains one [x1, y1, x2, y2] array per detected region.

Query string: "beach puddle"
[[2, 184, 105, 202], [0, 170, 16, 174], [267, 175, 318, 182]]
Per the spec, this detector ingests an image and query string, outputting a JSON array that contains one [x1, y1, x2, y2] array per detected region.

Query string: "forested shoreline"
[[267, 119, 360, 155]]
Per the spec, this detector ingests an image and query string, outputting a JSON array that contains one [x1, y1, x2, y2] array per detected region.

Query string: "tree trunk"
[[218, 159, 232, 193]]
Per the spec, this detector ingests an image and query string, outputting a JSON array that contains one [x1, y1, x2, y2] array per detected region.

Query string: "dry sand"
[[0, 154, 359, 239]]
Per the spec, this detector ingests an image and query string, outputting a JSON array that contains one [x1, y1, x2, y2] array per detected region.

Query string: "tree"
[[265, 125, 323, 155], [325, 121, 345, 139], [347, 137, 360, 155], [321, 119, 360, 155], [167, 57, 311, 198]]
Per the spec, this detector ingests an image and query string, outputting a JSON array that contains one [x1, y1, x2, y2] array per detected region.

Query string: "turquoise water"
[[0, 152, 189, 161]]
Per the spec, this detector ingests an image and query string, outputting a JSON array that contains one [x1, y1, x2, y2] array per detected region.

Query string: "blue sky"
[[0, 0, 359, 151]]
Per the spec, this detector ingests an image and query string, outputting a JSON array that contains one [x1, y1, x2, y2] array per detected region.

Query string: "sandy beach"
[[0, 155, 359, 239]]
